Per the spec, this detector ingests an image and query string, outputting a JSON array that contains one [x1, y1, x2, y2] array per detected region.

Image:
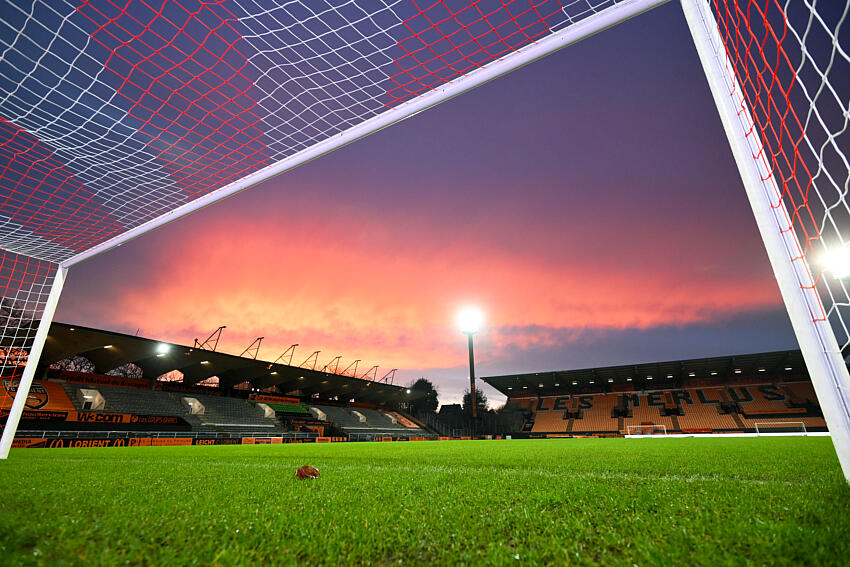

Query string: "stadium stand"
[[63, 382, 185, 416], [187, 394, 284, 434], [309, 404, 429, 439], [676, 391, 740, 431], [514, 380, 826, 435], [5, 370, 434, 442], [484, 350, 829, 436]]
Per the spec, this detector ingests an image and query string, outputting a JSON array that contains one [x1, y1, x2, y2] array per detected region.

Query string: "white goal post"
[[754, 422, 808, 436], [626, 424, 667, 436]]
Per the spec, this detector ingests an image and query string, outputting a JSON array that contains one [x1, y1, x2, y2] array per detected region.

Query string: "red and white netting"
[[709, 1, 850, 349], [0, 1, 848, 395], [0, 0, 630, 417], [0, 0, 624, 264], [0, 251, 55, 420]]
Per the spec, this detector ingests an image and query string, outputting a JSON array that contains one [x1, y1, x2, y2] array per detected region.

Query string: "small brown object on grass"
[[295, 465, 320, 479]]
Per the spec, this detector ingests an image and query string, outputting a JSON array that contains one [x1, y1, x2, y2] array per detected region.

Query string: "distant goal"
[[754, 422, 807, 437], [626, 424, 667, 437]]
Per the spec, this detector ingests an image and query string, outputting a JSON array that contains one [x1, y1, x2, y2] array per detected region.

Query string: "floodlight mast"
[[466, 333, 478, 419], [458, 308, 483, 419]]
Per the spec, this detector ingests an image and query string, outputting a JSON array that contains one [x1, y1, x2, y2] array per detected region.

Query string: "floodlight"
[[457, 307, 484, 335], [822, 245, 850, 279], [405, 389, 411, 394], [156, 343, 169, 354]]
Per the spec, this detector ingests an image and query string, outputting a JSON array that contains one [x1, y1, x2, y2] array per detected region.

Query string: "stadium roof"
[[42, 323, 416, 405], [483, 350, 808, 397]]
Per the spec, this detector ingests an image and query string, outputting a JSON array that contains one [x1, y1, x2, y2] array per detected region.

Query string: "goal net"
[[626, 424, 667, 437], [754, 422, 807, 436], [0, 1, 848, 474]]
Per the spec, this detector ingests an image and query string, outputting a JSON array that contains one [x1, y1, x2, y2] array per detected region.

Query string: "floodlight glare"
[[156, 343, 169, 354], [457, 307, 484, 335], [822, 245, 850, 279]]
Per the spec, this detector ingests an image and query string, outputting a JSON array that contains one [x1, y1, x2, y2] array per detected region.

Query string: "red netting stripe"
[[387, 0, 564, 105], [0, 251, 55, 419], [710, 0, 826, 321], [0, 118, 124, 252], [76, 0, 271, 199]]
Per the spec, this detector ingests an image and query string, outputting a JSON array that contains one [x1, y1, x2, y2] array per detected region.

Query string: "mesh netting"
[[0, 250, 56, 427], [708, 1, 850, 350], [0, 0, 622, 264]]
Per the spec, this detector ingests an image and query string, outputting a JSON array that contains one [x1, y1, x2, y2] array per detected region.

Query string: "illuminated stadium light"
[[607, 378, 614, 383], [507, 387, 512, 390], [647, 376, 653, 380], [822, 245, 850, 279], [711, 371, 718, 376], [554, 383, 560, 387], [785, 367, 793, 371], [457, 307, 484, 335], [406, 389, 411, 394], [666, 374, 673, 378], [270, 371, 278, 375], [571, 381, 577, 385], [538, 383, 544, 388], [626, 378, 633, 382], [156, 343, 169, 355], [200, 360, 210, 365], [69, 328, 75, 331], [689, 372, 696, 377], [156, 353, 166, 358], [734, 369, 742, 374], [589, 380, 595, 384], [103, 345, 112, 349], [758, 368, 766, 372]]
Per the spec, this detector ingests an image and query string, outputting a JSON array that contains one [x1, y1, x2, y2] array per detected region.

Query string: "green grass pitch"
[[1, 438, 849, 565]]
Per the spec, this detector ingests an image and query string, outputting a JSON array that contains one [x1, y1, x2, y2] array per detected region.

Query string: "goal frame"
[[0, 0, 669, 458], [754, 422, 808, 436], [626, 424, 668, 436], [0, 0, 849, 486]]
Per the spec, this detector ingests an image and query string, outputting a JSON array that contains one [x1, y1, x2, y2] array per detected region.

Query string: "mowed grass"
[[1, 438, 849, 566]]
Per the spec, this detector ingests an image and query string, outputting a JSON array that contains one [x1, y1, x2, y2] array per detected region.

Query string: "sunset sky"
[[53, 3, 797, 406]]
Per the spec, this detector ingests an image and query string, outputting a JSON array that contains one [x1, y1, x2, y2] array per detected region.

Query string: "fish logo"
[[2, 380, 49, 410]]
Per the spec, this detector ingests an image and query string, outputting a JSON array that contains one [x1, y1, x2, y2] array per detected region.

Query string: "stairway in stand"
[[730, 412, 745, 429]]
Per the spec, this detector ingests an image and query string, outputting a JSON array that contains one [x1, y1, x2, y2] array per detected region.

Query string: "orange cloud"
[[95, 203, 780, 372]]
